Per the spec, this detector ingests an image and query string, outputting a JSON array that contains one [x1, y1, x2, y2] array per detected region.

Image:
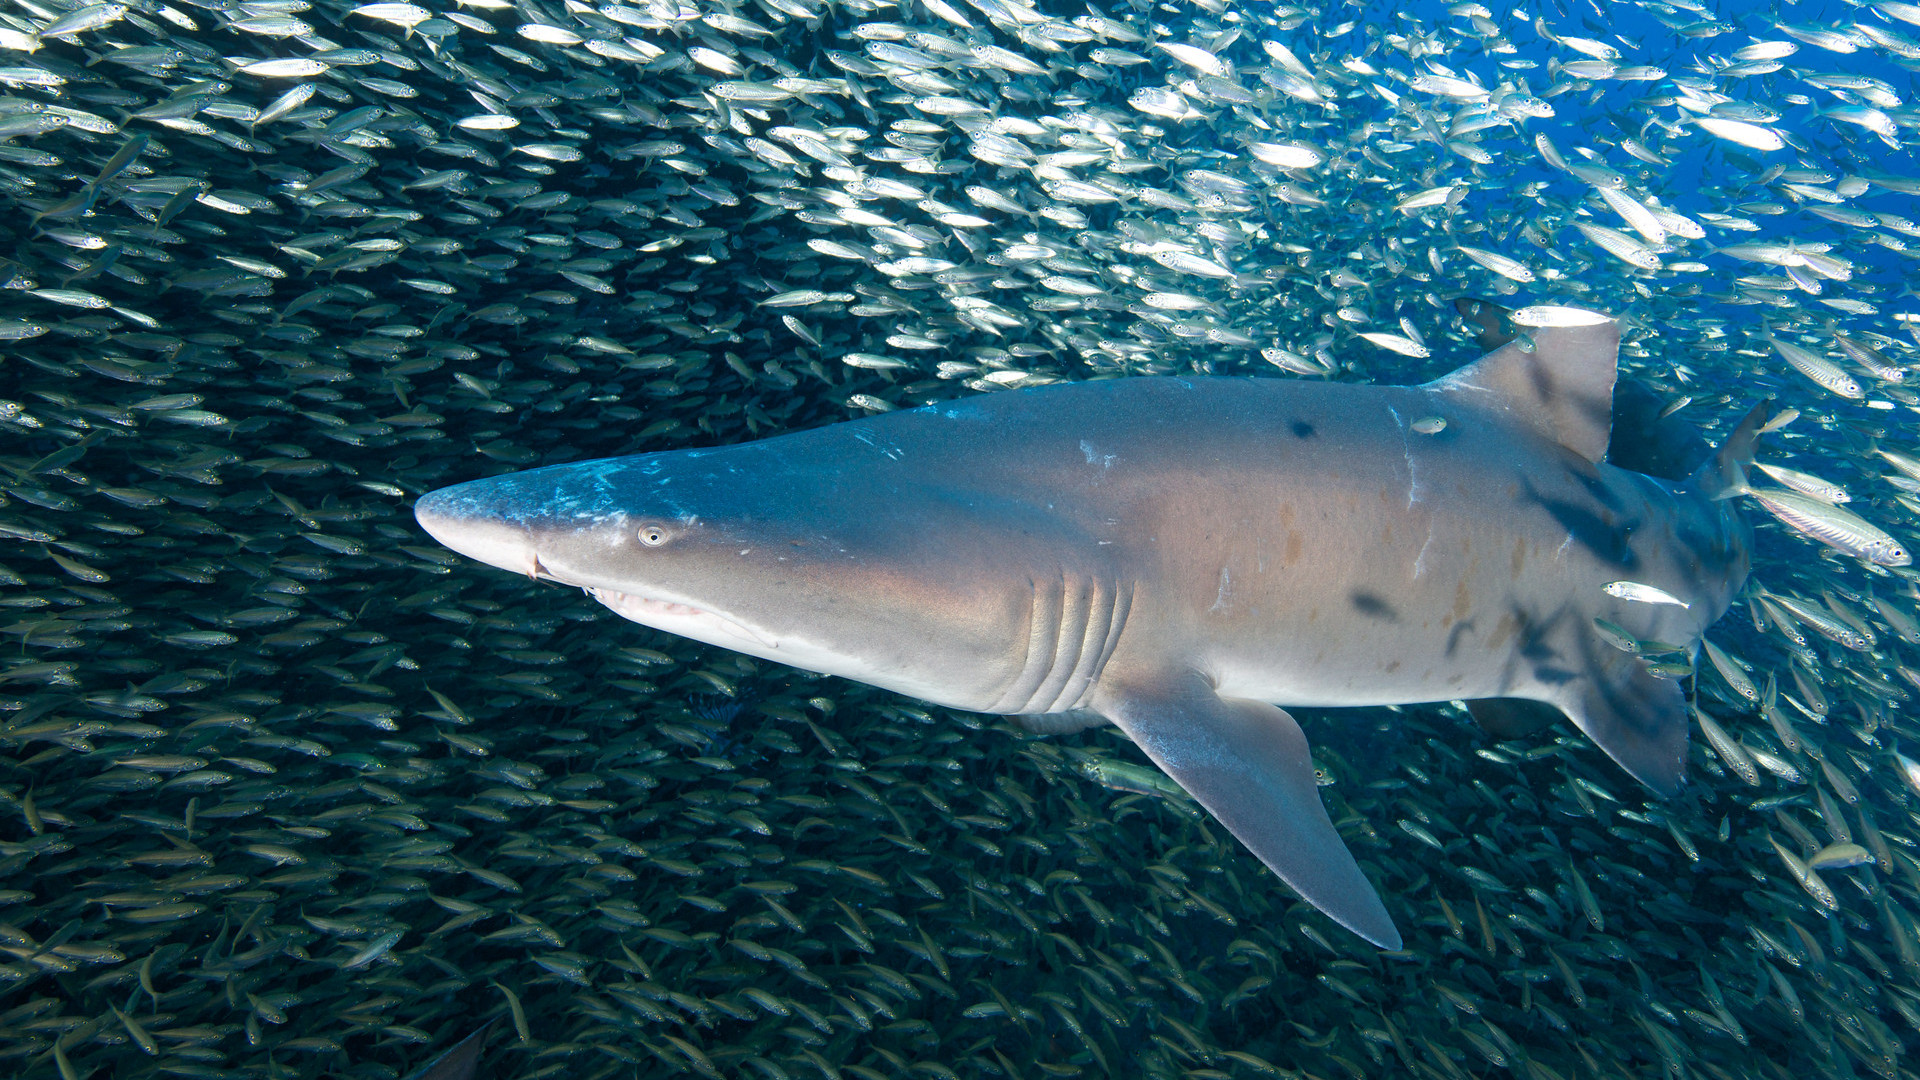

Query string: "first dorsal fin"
[[1423, 310, 1620, 464]]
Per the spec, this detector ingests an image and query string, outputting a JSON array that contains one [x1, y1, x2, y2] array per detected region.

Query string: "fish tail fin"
[[1693, 401, 1767, 501]]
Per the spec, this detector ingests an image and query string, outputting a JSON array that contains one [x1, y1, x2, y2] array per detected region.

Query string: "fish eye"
[[639, 525, 669, 546]]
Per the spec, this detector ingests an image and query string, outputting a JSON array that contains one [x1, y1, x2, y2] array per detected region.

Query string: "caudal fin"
[[1691, 401, 1768, 501]]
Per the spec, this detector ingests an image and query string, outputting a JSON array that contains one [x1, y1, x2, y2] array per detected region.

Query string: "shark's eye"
[[639, 525, 669, 546]]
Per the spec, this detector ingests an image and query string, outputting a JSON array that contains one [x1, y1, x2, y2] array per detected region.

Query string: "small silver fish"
[[1602, 581, 1690, 608]]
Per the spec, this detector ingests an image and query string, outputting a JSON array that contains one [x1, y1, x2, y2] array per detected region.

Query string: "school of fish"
[[2, 0, 1920, 1075]]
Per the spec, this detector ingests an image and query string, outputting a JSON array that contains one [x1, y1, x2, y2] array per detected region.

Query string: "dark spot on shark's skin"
[[1351, 592, 1397, 620], [1444, 620, 1475, 657], [1516, 606, 1578, 687], [1292, 421, 1315, 438], [1573, 466, 1624, 511], [1530, 660, 1578, 686], [1520, 479, 1639, 569]]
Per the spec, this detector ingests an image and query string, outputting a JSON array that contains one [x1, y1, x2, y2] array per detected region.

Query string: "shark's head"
[[414, 440, 1114, 713], [414, 452, 786, 652]]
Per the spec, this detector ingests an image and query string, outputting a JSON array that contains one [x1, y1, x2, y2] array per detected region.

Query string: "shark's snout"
[[415, 483, 539, 578]]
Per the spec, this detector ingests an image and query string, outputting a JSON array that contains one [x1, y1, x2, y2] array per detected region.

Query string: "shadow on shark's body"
[[416, 311, 1758, 950]]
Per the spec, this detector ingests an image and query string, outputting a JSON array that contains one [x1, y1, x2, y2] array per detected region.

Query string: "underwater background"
[[1, 0, 1919, 1075]]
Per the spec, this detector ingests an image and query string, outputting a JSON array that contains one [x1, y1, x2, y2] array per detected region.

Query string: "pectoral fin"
[[1095, 672, 1402, 950]]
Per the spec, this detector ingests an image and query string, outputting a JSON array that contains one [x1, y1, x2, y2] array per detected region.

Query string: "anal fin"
[[1094, 671, 1402, 950], [1546, 643, 1690, 796]]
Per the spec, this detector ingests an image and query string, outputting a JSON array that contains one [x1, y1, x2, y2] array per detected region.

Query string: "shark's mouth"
[[585, 587, 779, 649]]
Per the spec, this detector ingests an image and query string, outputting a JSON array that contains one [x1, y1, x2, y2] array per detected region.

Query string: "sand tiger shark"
[[415, 309, 1758, 950]]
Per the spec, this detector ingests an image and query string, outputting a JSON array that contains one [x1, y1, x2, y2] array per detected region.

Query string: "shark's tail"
[[1692, 401, 1768, 500]]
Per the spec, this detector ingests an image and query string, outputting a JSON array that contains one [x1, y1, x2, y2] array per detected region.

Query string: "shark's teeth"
[[586, 588, 778, 649]]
